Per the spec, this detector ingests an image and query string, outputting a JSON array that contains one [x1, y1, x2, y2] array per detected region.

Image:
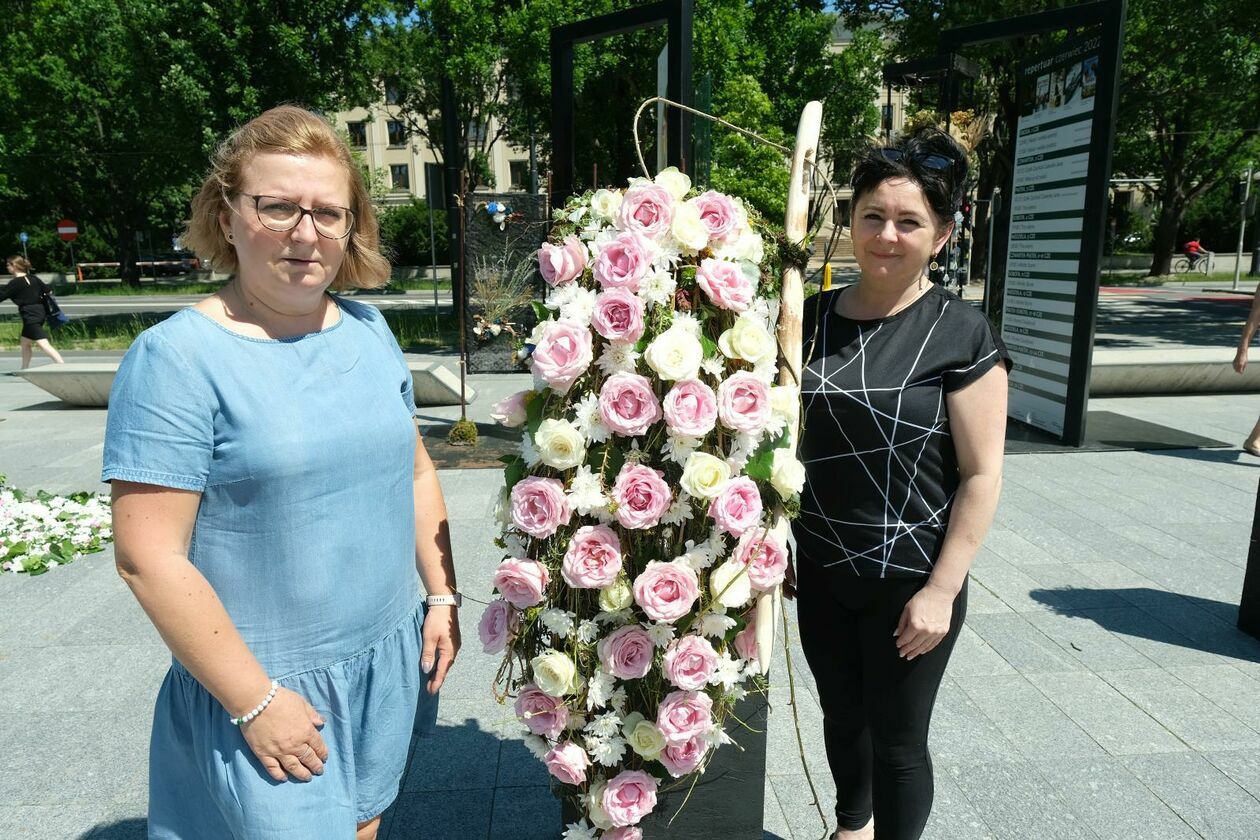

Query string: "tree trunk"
[[117, 226, 140, 287], [1148, 201, 1182, 277]]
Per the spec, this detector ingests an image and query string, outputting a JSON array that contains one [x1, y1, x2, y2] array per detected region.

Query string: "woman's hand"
[[240, 687, 329, 782], [894, 583, 956, 661], [422, 605, 461, 694], [1235, 345, 1249, 374]]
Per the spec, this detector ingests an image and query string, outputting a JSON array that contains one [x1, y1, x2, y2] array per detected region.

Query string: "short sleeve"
[[101, 330, 214, 491], [351, 298, 416, 417], [941, 307, 1013, 393]]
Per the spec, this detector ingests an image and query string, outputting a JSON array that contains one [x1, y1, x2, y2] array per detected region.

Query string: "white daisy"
[[595, 341, 641, 376], [646, 621, 677, 647], [661, 434, 702, 466]]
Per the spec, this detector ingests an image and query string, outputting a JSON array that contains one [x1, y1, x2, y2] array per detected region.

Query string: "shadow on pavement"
[[79, 818, 145, 838], [1031, 587, 1260, 663]]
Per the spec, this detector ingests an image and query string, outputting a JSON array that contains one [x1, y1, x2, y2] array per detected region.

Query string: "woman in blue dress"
[[104, 106, 462, 839]]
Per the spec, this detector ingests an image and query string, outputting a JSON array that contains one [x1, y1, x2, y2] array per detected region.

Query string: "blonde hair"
[[184, 105, 390, 290], [7, 255, 32, 274]]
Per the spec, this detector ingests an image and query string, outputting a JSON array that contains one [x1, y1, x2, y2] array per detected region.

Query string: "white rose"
[[770, 385, 799, 425], [709, 559, 752, 609], [670, 202, 709, 253], [644, 324, 704, 381], [586, 779, 615, 830], [591, 188, 623, 222], [715, 229, 765, 265], [679, 452, 731, 500], [599, 578, 634, 612], [534, 418, 587, 471], [718, 315, 777, 366], [770, 449, 806, 497], [620, 712, 667, 760], [532, 649, 581, 697], [654, 166, 692, 200]]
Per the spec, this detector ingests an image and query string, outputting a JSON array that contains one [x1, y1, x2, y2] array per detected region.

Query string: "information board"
[[1002, 35, 1105, 439]]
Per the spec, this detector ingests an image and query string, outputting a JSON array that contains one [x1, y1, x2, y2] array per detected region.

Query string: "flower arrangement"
[[482, 168, 807, 837], [0, 474, 113, 575]]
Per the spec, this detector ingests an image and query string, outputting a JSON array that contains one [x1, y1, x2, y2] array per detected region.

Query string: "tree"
[[0, 0, 382, 282], [1112, 0, 1260, 275]]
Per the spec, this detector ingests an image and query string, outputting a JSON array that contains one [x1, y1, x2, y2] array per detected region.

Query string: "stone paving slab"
[[6, 371, 1260, 837]]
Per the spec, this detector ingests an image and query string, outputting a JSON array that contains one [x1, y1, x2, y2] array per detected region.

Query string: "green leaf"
[[503, 456, 527, 491], [531, 301, 551, 323], [525, 390, 547, 435], [744, 447, 774, 482], [699, 334, 719, 358], [4, 541, 28, 560]]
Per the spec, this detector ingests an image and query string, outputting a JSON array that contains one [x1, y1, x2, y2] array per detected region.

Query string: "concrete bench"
[[1090, 348, 1260, 395], [15, 360, 475, 408]]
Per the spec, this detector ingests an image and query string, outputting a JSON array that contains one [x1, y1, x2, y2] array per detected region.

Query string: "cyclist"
[[1184, 237, 1209, 270]]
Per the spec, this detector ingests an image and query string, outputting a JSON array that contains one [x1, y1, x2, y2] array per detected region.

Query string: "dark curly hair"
[[851, 127, 969, 227]]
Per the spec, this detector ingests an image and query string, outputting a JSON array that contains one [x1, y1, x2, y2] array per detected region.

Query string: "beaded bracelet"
[[230, 680, 279, 726]]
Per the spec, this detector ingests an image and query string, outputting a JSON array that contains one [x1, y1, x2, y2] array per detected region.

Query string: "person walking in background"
[[790, 127, 1010, 840], [1232, 286, 1260, 456], [103, 106, 461, 840], [2, 256, 66, 369]]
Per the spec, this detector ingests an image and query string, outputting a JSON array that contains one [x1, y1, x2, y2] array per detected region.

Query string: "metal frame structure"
[[937, 0, 1128, 447], [550, 0, 693, 205]]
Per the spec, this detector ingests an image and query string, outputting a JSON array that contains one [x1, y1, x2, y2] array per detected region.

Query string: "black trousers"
[[796, 560, 967, 840]]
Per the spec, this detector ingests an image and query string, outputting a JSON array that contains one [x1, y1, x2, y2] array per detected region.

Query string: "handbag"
[[40, 285, 70, 327]]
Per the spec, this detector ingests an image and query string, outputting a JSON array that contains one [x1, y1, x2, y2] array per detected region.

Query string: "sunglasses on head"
[[877, 148, 954, 172]]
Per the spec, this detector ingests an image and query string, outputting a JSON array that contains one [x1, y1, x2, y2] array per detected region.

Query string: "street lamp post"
[[1234, 163, 1254, 291]]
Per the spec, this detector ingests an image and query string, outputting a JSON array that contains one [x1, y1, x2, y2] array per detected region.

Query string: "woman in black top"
[[2, 255, 65, 369], [791, 129, 1010, 840]]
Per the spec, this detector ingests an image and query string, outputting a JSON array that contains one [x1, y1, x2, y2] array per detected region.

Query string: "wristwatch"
[[425, 592, 463, 608]]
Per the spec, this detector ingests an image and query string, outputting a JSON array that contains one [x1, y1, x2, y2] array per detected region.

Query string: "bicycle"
[[1171, 252, 1212, 274]]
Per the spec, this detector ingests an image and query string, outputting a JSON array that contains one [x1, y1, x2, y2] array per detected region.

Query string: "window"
[[387, 120, 407, 148], [385, 80, 402, 105], [509, 160, 529, 192], [347, 121, 367, 148], [466, 120, 487, 146], [882, 104, 894, 132], [390, 164, 410, 192]]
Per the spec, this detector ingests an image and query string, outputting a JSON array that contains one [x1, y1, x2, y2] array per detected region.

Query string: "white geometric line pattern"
[[793, 288, 1002, 578]]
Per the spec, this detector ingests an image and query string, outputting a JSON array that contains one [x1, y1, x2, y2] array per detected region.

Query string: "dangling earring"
[[929, 260, 939, 271]]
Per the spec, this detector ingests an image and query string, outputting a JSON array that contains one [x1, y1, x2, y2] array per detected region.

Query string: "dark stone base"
[[561, 692, 769, 838]]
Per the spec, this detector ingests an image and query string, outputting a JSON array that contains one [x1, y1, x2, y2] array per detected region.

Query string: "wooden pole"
[[756, 100, 822, 674]]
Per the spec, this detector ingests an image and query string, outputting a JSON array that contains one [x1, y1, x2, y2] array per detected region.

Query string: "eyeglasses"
[[877, 148, 955, 173], [246, 194, 356, 239]]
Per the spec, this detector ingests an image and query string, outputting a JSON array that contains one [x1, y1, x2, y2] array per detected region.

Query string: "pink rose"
[[656, 689, 714, 744], [493, 557, 550, 609], [662, 379, 718, 438], [611, 464, 671, 530], [597, 624, 656, 679], [689, 191, 741, 244], [696, 258, 754, 312], [510, 477, 572, 539], [594, 232, 651, 292], [562, 525, 623, 589], [602, 769, 659, 827], [531, 320, 593, 393], [661, 635, 718, 690], [733, 611, 758, 661], [544, 741, 591, 785], [599, 373, 663, 437], [734, 529, 790, 591], [617, 184, 675, 240], [707, 476, 764, 536], [717, 372, 771, 433], [659, 734, 708, 778], [490, 390, 530, 428], [591, 288, 646, 342], [603, 829, 643, 840], [538, 235, 587, 287], [478, 598, 518, 654], [632, 561, 700, 622], [514, 683, 569, 739]]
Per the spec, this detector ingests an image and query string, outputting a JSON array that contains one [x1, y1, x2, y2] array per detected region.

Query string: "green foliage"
[[447, 417, 478, 446], [709, 75, 792, 221], [377, 199, 450, 265]]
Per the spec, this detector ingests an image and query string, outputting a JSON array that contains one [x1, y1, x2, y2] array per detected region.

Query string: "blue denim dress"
[[102, 298, 437, 838]]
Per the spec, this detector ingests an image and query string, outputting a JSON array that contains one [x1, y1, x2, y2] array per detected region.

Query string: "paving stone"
[[944, 761, 1097, 840], [1099, 668, 1260, 752], [489, 784, 561, 839], [1065, 606, 1229, 667], [968, 561, 1063, 614], [765, 689, 830, 780], [947, 626, 1018, 677], [1037, 755, 1199, 840], [495, 733, 552, 789], [927, 681, 1023, 768], [0, 804, 119, 839], [919, 771, 997, 840], [1023, 610, 1158, 672], [1207, 750, 1260, 802], [1126, 752, 1260, 840], [769, 772, 837, 840], [962, 580, 1014, 615], [1025, 671, 1186, 756], [401, 719, 500, 793], [954, 674, 1105, 761], [966, 613, 1087, 674], [384, 788, 493, 840], [1167, 664, 1260, 731]]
